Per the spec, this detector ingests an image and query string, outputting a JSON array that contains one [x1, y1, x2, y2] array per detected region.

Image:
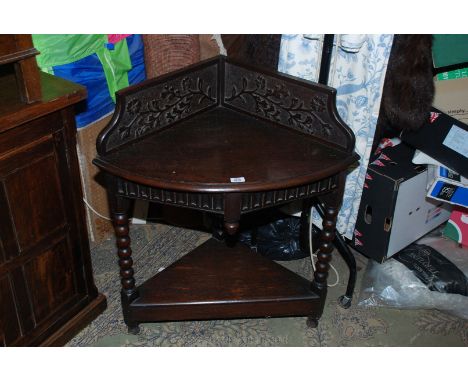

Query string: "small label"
[[443, 124, 468, 158], [230, 177, 245, 183], [447, 171, 461, 182], [436, 182, 457, 201], [439, 167, 461, 181]]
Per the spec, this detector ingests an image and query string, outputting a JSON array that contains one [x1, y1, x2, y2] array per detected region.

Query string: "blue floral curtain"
[[278, 34, 394, 238]]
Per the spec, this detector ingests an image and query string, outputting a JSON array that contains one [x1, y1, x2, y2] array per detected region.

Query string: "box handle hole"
[[384, 217, 392, 232], [364, 205, 372, 224]]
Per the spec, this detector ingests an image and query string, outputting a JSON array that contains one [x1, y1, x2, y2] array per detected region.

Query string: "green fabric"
[[96, 38, 131, 101], [433, 34, 468, 68], [32, 34, 107, 67], [32, 34, 132, 102]]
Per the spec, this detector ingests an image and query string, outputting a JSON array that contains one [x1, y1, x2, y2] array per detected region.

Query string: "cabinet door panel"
[[0, 275, 22, 346], [0, 183, 19, 262], [9, 267, 35, 336], [3, 151, 67, 252], [0, 119, 86, 341], [23, 237, 77, 323]]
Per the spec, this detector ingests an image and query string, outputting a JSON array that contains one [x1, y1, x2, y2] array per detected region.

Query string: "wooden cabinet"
[[0, 35, 106, 346]]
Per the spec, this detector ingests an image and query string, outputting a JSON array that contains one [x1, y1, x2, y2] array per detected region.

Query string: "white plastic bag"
[[358, 228, 468, 319]]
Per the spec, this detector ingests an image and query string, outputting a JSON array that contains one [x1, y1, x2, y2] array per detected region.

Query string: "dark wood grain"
[[0, 71, 86, 133], [130, 238, 320, 322], [95, 108, 358, 193], [0, 35, 38, 64], [113, 175, 339, 215], [13, 35, 41, 103], [0, 35, 41, 103], [0, 275, 21, 345], [38, 294, 106, 346]]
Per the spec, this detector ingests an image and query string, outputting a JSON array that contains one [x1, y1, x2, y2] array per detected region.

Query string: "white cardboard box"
[[434, 77, 468, 124]]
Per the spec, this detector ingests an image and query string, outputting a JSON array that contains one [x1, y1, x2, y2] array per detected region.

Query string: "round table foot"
[[127, 324, 140, 335], [306, 317, 319, 329]]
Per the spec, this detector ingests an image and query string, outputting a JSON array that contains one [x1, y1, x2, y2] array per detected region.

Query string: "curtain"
[[278, 34, 394, 239]]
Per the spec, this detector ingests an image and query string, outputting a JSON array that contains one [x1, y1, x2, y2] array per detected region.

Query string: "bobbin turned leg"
[[223, 193, 242, 246], [311, 202, 339, 293], [306, 200, 339, 330], [309, 175, 346, 326], [307, 200, 339, 330], [109, 191, 140, 334]]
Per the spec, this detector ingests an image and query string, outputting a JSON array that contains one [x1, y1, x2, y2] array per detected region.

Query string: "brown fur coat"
[[373, 35, 434, 150]]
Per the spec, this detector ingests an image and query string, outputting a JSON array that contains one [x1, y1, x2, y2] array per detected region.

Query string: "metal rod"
[[318, 34, 335, 85]]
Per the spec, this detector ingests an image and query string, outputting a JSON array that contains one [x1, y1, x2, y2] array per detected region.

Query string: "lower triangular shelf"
[[130, 238, 322, 323]]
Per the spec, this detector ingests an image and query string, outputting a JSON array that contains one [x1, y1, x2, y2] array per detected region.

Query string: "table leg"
[[311, 201, 339, 292], [309, 175, 345, 325], [307, 200, 339, 328], [110, 193, 140, 334], [223, 193, 242, 245]]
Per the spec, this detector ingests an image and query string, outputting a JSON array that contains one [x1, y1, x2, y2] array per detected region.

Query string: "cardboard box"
[[402, 107, 468, 178], [76, 114, 114, 245], [443, 206, 468, 248], [351, 143, 452, 263], [433, 76, 468, 124], [402, 108, 468, 209]]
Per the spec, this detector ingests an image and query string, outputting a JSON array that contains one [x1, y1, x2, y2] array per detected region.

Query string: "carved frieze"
[[115, 175, 338, 215]]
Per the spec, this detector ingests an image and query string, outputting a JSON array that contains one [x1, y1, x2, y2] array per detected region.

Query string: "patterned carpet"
[[67, 223, 467, 347]]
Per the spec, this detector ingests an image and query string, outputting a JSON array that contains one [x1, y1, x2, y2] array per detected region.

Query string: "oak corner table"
[[93, 56, 359, 334]]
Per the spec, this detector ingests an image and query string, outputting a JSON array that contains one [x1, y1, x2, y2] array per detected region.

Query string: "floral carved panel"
[[223, 63, 348, 149], [104, 64, 218, 153]]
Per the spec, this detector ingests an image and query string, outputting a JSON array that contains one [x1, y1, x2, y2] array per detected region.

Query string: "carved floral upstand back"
[[93, 56, 359, 333]]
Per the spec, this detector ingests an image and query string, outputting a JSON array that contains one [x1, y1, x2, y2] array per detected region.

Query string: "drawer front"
[[0, 111, 62, 160], [0, 112, 88, 345]]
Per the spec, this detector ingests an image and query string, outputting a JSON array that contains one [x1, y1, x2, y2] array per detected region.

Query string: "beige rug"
[[67, 223, 467, 347]]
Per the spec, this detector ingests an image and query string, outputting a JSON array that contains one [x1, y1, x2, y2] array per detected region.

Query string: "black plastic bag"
[[394, 243, 468, 296], [239, 214, 309, 261]]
